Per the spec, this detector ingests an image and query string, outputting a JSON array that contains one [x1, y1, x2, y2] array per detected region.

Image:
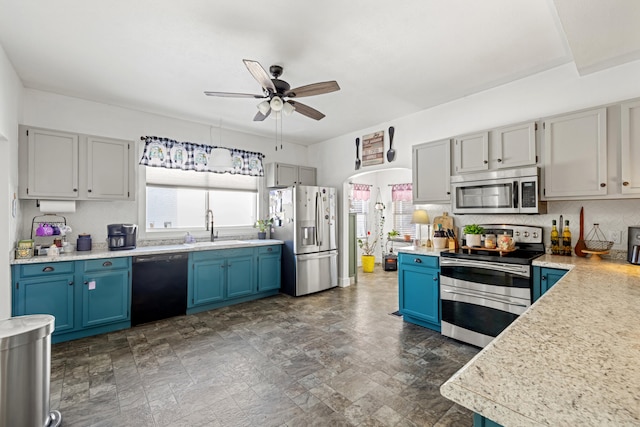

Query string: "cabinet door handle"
[[433, 276, 438, 281], [43, 266, 55, 272], [497, 158, 502, 163], [84, 281, 89, 285], [267, 248, 272, 252], [102, 261, 112, 267], [600, 183, 606, 187], [623, 181, 630, 186], [69, 281, 73, 286], [73, 188, 78, 192], [542, 275, 547, 281], [413, 258, 422, 264], [483, 160, 488, 164], [88, 189, 92, 193]]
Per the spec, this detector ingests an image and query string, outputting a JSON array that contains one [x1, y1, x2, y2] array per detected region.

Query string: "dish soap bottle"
[[562, 220, 572, 256], [550, 220, 560, 255]]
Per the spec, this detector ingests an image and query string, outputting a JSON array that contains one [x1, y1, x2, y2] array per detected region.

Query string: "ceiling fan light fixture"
[[257, 100, 271, 115], [270, 96, 284, 112], [283, 101, 295, 116]]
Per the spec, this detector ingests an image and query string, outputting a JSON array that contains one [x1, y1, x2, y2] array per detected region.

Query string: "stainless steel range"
[[439, 224, 545, 348]]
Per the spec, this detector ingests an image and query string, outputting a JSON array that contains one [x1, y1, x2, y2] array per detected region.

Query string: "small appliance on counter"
[[107, 224, 137, 250], [628, 226, 640, 265]]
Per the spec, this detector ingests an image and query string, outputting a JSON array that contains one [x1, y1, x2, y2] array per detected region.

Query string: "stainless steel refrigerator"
[[270, 185, 338, 296]]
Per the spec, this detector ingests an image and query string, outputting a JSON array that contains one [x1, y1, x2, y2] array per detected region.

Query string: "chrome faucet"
[[206, 209, 216, 241]]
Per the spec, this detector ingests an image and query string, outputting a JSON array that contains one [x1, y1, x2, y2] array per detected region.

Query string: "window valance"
[[351, 183, 372, 201], [391, 183, 412, 202], [139, 136, 265, 176]]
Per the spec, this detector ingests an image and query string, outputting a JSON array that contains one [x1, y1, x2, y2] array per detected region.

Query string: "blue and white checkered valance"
[[139, 136, 265, 176]]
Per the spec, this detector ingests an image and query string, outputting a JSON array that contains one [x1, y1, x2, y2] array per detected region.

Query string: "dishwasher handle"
[[133, 253, 188, 263]]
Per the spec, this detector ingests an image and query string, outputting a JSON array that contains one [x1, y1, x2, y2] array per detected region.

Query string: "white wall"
[[0, 43, 24, 319], [18, 89, 311, 244], [310, 60, 640, 282]]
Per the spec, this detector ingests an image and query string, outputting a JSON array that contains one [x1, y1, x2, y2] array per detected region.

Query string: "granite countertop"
[[11, 239, 284, 265], [396, 246, 449, 256], [441, 255, 640, 426]]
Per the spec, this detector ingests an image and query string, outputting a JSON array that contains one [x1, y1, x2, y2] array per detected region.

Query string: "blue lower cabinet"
[[532, 266, 568, 301], [257, 246, 281, 292], [12, 258, 131, 343], [188, 246, 280, 314], [81, 269, 129, 327], [398, 253, 440, 331], [473, 413, 503, 427], [14, 270, 76, 333], [226, 253, 255, 298], [190, 257, 226, 306]]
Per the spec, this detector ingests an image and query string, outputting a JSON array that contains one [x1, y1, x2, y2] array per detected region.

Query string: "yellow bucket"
[[361, 255, 375, 272]]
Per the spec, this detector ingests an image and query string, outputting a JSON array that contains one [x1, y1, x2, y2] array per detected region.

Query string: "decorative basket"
[[584, 223, 613, 251]]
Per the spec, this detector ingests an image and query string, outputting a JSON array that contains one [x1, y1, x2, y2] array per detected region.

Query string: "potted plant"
[[386, 229, 399, 253], [463, 224, 485, 247], [254, 218, 273, 239], [358, 231, 377, 272]]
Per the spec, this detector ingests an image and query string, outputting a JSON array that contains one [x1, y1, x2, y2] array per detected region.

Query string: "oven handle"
[[440, 258, 529, 277], [441, 289, 529, 308]]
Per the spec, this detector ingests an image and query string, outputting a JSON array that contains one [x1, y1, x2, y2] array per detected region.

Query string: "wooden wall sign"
[[362, 131, 385, 166]]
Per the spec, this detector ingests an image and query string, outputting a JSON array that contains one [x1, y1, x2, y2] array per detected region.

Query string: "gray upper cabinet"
[[20, 127, 79, 199], [19, 126, 135, 201], [412, 139, 451, 203], [265, 162, 317, 187], [86, 136, 132, 200], [490, 122, 537, 169], [543, 108, 607, 199], [453, 132, 489, 174], [621, 100, 640, 195]]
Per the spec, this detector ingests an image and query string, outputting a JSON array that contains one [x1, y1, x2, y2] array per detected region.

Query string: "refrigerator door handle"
[[316, 192, 323, 246], [297, 251, 337, 261]]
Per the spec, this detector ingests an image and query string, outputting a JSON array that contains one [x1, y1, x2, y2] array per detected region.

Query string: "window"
[[392, 200, 415, 238], [351, 199, 369, 238], [145, 167, 258, 232]]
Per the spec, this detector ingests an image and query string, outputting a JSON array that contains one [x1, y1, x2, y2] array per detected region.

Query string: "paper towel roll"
[[39, 200, 76, 213]]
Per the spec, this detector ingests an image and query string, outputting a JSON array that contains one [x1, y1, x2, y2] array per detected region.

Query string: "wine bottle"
[[562, 220, 572, 256], [550, 220, 559, 255]]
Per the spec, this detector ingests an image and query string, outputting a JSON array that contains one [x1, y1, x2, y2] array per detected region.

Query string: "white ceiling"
[[1, 0, 639, 145]]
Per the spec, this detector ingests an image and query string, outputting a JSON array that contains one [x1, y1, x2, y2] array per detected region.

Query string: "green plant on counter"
[[254, 218, 273, 232], [463, 224, 485, 235], [387, 229, 400, 240]]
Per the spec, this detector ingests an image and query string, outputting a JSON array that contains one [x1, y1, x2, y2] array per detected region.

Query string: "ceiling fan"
[[204, 59, 340, 121]]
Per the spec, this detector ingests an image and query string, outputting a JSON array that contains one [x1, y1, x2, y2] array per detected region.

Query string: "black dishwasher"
[[132, 253, 188, 326]]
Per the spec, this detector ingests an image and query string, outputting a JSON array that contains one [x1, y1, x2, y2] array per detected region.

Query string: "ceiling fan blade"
[[285, 81, 340, 98], [204, 91, 267, 99], [253, 109, 271, 121], [243, 59, 276, 92], [288, 101, 325, 120]]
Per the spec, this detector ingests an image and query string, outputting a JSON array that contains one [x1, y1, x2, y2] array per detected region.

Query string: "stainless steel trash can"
[[0, 314, 62, 427]]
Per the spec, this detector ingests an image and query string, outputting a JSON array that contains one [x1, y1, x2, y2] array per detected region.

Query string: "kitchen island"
[[440, 255, 640, 426]]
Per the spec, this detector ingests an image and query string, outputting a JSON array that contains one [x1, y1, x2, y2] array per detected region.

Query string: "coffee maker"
[[628, 226, 640, 265], [107, 224, 137, 250]]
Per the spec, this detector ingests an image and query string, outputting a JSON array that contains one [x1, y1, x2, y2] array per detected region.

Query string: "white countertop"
[[11, 239, 284, 265], [441, 255, 640, 426], [396, 246, 449, 256]]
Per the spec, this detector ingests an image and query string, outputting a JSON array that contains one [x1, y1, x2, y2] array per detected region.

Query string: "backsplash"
[[419, 198, 640, 258]]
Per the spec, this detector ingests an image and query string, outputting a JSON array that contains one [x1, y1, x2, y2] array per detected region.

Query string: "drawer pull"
[[42, 266, 55, 272], [267, 248, 273, 252], [102, 261, 113, 267], [414, 258, 422, 264]]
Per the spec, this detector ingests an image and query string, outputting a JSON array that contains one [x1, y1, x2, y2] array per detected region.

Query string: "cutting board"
[[433, 212, 454, 237]]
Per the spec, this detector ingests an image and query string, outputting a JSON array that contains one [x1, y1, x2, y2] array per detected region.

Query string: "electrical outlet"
[[608, 230, 622, 245]]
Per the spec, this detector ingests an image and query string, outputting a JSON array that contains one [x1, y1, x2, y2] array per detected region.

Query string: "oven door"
[[439, 258, 532, 348]]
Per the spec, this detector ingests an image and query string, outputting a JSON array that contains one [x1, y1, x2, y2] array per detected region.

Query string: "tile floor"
[[50, 268, 479, 426]]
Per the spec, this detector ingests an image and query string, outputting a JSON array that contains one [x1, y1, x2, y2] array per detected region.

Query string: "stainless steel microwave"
[[451, 167, 547, 214]]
